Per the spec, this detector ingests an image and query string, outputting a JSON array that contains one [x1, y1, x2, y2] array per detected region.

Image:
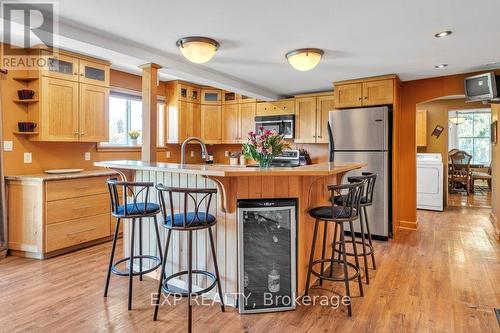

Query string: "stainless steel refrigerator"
[[329, 106, 391, 239]]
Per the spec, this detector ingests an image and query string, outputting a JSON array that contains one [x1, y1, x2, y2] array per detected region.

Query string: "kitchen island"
[[95, 160, 365, 306]]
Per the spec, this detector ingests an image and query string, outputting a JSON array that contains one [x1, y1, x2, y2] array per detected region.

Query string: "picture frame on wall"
[[491, 120, 498, 144]]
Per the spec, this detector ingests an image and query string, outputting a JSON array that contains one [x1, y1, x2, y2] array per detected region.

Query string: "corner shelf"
[[13, 99, 39, 104], [13, 131, 39, 135], [12, 76, 39, 82]]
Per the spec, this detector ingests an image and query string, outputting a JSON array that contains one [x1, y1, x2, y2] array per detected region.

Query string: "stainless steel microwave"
[[254, 115, 295, 139]]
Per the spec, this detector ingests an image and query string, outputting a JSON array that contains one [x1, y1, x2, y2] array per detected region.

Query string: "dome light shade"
[[176, 37, 219, 64], [286, 48, 324, 71]]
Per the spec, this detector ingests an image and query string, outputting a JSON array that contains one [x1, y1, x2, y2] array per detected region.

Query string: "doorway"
[[416, 97, 493, 211]]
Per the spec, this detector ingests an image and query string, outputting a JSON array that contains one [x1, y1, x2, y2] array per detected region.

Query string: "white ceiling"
[[26, 0, 500, 97]]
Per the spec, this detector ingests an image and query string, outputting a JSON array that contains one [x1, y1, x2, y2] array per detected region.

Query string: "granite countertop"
[[5, 169, 118, 181], [94, 160, 366, 177]]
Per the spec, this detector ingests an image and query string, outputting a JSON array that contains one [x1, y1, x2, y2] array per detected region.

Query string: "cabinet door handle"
[[72, 205, 91, 211], [318, 135, 322, 138], [364, 96, 368, 100], [74, 131, 79, 135], [358, 97, 362, 101], [67, 227, 96, 237], [75, 186, 89, 190]]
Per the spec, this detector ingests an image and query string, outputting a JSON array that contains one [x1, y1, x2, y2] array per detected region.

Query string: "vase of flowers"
[[128, 130, 140, 146], [242, 127, 288, 168]]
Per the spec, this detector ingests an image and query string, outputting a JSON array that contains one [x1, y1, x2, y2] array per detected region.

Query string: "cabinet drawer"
[[46, 176, 110, 201], [46, 213, 110, 252], [256, 100, 294, 115], [46, 193, 110, 225]]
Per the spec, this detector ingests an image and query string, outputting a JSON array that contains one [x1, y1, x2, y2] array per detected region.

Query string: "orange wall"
[[400, 69, 500, 228]]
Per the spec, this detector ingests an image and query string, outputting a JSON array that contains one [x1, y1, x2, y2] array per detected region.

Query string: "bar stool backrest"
[[107, 178, 154, 216], [328, 180, 366, 219], [156, 184, 217, 228], [348, 172, 377, 206]]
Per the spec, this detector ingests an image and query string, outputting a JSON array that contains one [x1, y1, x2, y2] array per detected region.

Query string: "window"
[[105, 91, 166, 147], [449, 110, 491, 165]]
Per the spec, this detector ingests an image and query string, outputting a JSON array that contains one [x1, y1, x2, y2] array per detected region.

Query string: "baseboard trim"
[[489, 212, 500, 241], [399, 220, 418, 230]]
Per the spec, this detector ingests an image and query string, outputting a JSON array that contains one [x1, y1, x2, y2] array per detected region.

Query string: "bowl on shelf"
[[17, 89, 35, 100]]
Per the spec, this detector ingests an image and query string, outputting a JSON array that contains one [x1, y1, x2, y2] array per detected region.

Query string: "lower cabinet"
[[6, 173, 116, 259]]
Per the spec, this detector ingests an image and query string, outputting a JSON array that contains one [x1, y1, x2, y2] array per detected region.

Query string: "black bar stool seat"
[[304, 181, 366, 317], [153, 185, 224, 333], [331, 172, 377, 284], [103, 179, 163, 311]]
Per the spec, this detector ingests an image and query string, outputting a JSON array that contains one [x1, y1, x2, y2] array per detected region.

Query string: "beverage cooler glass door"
[[237, 199, 296, 313]]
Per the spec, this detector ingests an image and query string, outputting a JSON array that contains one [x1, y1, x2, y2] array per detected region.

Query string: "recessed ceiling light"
[[435, 64, 448, 69], [434, 30, 452, 38], [176, 37, 219, 64], [285, 48, 324, 71]]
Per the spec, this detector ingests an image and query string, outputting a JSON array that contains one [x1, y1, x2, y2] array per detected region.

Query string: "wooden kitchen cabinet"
[[334, 76, 395, 108], [239, 102, 256, 141], [256, 99, 294, 115], [222, 103, 239, 143], [362, 79, 394, 106], [25, 49, 110, 142], [178, 83, 200, 103], [165, 81, 202, 143], [222, 102, 256, 143], [78, 59, 110, 87], [316, 95, 335, 143], [416, 109, 427, 147], [335, 83, 363, 108], [293, 93, 335, 144], [79, 83, 109, 142], [36, 76, 79, 141], [222, 91, 239, 104], [201, 88, 221, 105], [201, 104, 222, 144], [6, 171, 117, 259], [295, 97, 317, 143]]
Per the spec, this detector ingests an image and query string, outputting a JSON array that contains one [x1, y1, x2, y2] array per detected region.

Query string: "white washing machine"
[[417, 153, 444, 211]]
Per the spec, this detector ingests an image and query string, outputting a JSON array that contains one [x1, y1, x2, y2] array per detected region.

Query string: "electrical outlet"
[[3, 141, 13, 151], [166, 151, 171, 158], [23, 152, 32, 164], [84, 152, 91, 161], [190, 151, 194, 158], [225, 151, 229, 157]]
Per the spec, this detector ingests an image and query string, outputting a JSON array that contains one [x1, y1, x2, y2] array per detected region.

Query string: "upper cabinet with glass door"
[[201, 88, 221, 105], [79, 59, 110, 87]]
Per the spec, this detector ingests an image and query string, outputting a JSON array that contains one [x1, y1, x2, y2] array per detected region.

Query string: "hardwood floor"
[[0, 207, 499, 332], [448, 186, 492, 209]]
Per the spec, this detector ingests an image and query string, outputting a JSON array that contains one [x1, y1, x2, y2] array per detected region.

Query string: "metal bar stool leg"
[[358, 211, 370, 284], [328, 222, 339, 278], [349, 221, 364, 297], [208, 227, 225, 312], [139, 218, 143, 281], [319, 220, 328, 286], [128, 219, 136, 310], [153, 229, 171, 321], [339, 223, 352, 317], [153, 216, 163, 263], [104, 218, 121, 297], [187, 230, 193, 333], [304, 219, 320, 296], [363, 207, 376, 270]]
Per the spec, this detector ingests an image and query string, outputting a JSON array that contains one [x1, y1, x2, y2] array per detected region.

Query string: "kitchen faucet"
[[180, 137, 208, 165]]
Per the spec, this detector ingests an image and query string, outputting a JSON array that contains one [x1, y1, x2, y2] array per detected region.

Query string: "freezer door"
[[334, 151, 389, 238], [329, 107, 389, 151]]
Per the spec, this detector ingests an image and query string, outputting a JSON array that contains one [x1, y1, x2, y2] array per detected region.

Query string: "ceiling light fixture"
[[176, 37, 219, 64], [435, 64, 448, 69], [434, 30, 452, 38], [286, 48, 324, 71]]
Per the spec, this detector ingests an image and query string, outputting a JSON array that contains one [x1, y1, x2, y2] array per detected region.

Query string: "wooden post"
[[139, 63, 161, 162]]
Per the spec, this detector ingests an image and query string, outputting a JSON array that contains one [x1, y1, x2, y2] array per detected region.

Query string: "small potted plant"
[[242, 127, 288, 168], [128, 130, 140, 146]]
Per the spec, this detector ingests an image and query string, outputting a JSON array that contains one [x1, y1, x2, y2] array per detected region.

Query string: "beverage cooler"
[[237, 199, 297, 313]]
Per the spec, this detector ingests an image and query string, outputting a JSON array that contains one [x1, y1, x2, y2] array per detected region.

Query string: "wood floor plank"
[[0, 207, 499, 332]]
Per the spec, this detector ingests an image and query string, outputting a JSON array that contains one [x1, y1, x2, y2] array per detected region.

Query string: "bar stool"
[[304, 181, 365, 317], [104, 179, 163, 310], [153, 185, 224, 332], [332, 172, 377, 284]]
